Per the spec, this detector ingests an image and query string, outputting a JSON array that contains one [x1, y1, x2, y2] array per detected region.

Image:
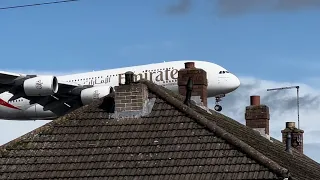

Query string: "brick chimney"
[[245, 95, 270, 135], [178, 62, 208, 106], [112, 71, 154, 118], [281, 122, 304, 154]]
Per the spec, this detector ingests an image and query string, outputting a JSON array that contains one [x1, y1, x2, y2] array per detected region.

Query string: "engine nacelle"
[[80, 86, 113, 105], [23, 76, 59, 96]]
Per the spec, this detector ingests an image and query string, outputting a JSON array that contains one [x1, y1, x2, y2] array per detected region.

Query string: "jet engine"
[[23, 76, 59, 96], [80, 86, 113, 105]]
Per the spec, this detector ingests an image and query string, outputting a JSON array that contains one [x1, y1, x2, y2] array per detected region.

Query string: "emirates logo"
[[93, 90, 100, 100], [35, 80, 43, 89]]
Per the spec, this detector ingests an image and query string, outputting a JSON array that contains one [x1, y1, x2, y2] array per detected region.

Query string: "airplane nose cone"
[[227, 74, 241, 91], [213, 73, 241, 95], [234, 76, 241, 89], [224, 74, 240, 92]]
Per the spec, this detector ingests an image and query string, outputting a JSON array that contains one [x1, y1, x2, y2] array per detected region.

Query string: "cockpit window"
[[219, 71, 230, 74]]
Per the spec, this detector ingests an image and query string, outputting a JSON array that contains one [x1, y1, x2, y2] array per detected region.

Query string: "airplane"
[[0, 60, 240, 120]]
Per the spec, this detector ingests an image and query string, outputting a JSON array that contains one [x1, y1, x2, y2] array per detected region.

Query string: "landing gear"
[[214, 94, 225, 112], [214, 105, 222, 111]]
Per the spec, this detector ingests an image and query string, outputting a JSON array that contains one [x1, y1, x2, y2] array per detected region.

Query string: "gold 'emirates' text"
[[118, 68, 178, 84]]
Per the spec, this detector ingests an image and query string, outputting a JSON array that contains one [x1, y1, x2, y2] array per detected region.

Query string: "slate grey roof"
[[0, 80, 320, 180]]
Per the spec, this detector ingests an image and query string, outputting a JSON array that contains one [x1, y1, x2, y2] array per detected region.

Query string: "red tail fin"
[[0, 98, 20, 110]]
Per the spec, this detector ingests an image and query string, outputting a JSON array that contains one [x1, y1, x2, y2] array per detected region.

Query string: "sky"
[[0, 0, 320, 162]]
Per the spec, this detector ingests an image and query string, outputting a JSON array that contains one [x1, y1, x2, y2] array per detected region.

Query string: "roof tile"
[[0, 80, 319, 179]]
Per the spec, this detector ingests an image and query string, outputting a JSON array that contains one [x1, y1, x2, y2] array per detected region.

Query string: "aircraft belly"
[[0, 108, 25, 120], [23, 105, 37, 119], [24, 104, 56, 120], [35, 104, 57, 119]]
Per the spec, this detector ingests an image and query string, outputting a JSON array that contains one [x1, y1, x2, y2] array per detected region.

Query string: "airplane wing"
[[0, 71, 25, 94], [0, 70, 82, 94], [0, 71, 24, 83], [0, 71, 102, 116]]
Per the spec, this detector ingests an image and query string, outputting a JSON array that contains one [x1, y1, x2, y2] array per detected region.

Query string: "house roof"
[[1, 79, 320, 180]]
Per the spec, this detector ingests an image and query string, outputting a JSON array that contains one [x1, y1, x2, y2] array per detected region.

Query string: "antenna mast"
[[267, 86, 300, 129]]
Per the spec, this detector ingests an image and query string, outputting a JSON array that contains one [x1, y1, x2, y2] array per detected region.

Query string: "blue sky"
[[1, 0, 319, 82], [1, 0, 320, 161]]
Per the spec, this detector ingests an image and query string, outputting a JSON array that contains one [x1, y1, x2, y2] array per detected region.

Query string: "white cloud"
[[215, 76, 320, 162], [0, 74, 319, 163]]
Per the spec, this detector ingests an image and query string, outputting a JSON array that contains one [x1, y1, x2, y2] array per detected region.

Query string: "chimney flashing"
[[253, 128, 273, 142], [189, 96, 212, 114]]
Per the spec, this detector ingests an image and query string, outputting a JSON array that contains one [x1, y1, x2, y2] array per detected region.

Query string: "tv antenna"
[[267, 86, 300, 129]]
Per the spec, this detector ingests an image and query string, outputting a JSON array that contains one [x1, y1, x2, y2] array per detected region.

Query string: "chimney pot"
[[286, 122, 295, 129], [285, 132, 292, 154], [185, 62, 195, 69], [124, 71, 134, 85], [184, 77, 193, 105], [250, 96, 260, 106]]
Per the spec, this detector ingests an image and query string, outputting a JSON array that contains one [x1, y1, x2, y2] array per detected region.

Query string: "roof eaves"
[[139, 79, 291, 178]]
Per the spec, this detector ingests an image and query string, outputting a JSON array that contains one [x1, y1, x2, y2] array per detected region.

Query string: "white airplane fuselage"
[[0, 60, 240, 120]]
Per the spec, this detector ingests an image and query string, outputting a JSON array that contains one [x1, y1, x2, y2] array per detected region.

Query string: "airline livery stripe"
[[0, 99, 20, 110]]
